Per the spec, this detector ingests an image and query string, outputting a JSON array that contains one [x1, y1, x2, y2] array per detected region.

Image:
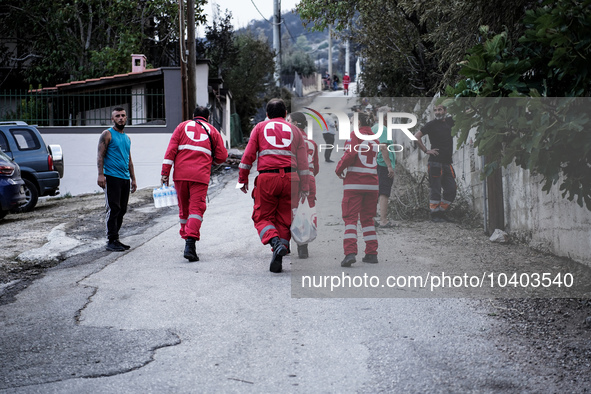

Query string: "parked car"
[[0, 148, 26, 219], [0, 121, 63, 212]]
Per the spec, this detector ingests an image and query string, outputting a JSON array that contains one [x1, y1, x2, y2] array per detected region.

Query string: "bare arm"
[[129, 154, 137, 193], [414, 130, 439, 156], [97, 130, 111, 189], [379, 143, 395, 178]]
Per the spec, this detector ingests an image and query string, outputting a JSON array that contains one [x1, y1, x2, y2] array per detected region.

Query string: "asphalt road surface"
[[0, 169, 550, 393], [2, 90, 590, 392]]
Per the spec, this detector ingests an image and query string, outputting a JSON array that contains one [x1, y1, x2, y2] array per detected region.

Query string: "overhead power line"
[[250, 0, 283, 25]]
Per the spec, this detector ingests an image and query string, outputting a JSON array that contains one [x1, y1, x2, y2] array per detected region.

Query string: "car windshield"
[[0, 149, 11, 161]]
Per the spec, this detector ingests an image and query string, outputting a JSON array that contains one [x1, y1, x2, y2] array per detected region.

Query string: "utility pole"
[[345, 39, 350, 75], [273, 0, 281, 87], [179, 0, 188, 120], [328, 25, 332, 78], [187, 0, 197, 113]]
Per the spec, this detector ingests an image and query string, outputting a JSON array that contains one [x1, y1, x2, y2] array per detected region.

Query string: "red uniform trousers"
[[307, 176, 317, 208], [342, 190, 379, 256], [252, 172, 299, 249], [175, 180, 208, 240]]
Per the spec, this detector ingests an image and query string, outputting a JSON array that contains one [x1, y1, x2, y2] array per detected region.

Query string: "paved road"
[[0, 89, 565, 392], [0, 171, 540, 393], [319, 82, 356, 98]]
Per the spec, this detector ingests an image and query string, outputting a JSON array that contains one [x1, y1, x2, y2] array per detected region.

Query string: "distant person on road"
[[333, 74, 340, 91], [372, 108, 396, 228], [343, 72, 351, 95], [287, 112, 319, 259], [322, 115, 337, 163], [161, 106, 228, 262], [238, 99, 310, 273], [335, 110, 381, 267], [324, 71, 331, 90], [413, 104, 456, 222], [97, 106, 137, 252]]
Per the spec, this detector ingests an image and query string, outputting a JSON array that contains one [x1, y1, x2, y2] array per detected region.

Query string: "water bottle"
[[159, 187, 166, 208], [170, 185, 178, 205], [161, 186, 168, 206], [153, 187, 163, 208], [163, 186, 172, 206], [168, 186, 176, 206]]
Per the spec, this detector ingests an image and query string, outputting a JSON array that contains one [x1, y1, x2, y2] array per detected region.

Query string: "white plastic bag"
[[291, 199, 317, 245]]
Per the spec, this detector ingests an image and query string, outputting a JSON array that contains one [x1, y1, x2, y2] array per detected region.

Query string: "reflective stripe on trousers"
[[175, 180, 209, 240], [341, 190, 379, 255]]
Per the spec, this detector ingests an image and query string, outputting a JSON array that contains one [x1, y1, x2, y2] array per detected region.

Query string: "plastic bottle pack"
[[153, 185, 178, 208]]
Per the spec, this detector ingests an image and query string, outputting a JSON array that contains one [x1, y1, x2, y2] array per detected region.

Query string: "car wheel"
[[18, 179, 39, 212], [0, 209, 7, 220]]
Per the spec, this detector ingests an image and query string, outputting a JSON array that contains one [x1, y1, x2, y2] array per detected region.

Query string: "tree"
[[225, 33, 276, 134], [281, 51, 316, 77], [0, 0, 207, 87], [446, 0, 591, 210], [296, 0, 537, 96], [197, 6, 239, 79], [198, 11, 276, 134], [280, 35, 316, 77]]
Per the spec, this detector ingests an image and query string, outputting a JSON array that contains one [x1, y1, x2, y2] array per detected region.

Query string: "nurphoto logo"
[[302, 106, 418, 141]]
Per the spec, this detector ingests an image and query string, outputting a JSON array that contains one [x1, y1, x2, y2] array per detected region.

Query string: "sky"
[[200, 0, 300, 31]]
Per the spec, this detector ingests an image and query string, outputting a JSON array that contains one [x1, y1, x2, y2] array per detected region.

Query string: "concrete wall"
[[162, 67, 183, 126], [502, 162, 591, 263], [40, 130, 173, 197], [302, 73, 320, 96], [394, 125, 591, 265]]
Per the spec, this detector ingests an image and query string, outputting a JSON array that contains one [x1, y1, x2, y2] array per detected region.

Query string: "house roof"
[[29, 58, 213, 93], [29, 68, 168, 93]]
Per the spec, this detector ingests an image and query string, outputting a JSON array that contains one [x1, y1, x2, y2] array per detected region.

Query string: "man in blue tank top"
[[97, 106, 137, 251]]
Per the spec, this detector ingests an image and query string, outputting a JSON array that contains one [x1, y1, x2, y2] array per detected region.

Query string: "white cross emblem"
[[358, 140, 378, 168], [185, 121, 209, 142], [263, 121, 292, 148]]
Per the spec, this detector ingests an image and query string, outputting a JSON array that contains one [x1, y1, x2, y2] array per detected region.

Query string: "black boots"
[[269, 237, 287, 273], [183, 238, 199, 262], [106, 240, 125, 252], [341, 253, 356, 267], [270, 255, 283, 273], [362, 254, 378, 264]]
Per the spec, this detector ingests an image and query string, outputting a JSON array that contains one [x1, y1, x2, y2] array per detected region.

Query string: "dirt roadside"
[[0, 187, 169, 289], [0, 168, 590, 389], [0, 167, 235, 295]]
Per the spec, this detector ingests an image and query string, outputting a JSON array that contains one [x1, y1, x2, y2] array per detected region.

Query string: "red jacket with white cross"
[[335, 126, 379, 192], [161, 117, 228, 185], [238, 117, 309, 192]]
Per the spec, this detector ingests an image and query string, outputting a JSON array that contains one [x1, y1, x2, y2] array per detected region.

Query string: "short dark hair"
[[193, 106, 209, 119], [289, 112, 307, 129], [266, 99, 287, 119], [359, 111, 374, 127], [112, 106, 125, 113]]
